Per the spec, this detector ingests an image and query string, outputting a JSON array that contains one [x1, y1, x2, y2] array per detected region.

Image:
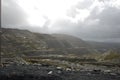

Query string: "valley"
[[0, 28, 120, 80]]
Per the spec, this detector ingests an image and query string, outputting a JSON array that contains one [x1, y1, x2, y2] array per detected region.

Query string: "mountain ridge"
[[1, 28, 94, 57]]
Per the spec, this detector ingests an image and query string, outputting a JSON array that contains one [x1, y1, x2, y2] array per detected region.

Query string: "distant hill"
[[1, 28, 94, 57], [87, 41, 120, 53], [52, 34, 89, 48]]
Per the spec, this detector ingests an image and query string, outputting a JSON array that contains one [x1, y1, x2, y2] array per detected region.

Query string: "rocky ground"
[[0, 63, 120, 80]]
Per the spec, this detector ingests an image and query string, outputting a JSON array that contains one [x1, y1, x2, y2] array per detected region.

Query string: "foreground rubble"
[[0, 64, 120, 80]]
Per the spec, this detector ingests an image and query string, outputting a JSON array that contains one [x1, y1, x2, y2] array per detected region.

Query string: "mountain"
[[1, 28, 120, 65], [87, 41, 120, 53], [52, 34, 89, 48], [1, 28, 94, 57]]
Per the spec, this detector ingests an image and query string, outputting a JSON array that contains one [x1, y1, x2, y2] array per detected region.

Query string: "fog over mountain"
[[1, 0, 120, 42]]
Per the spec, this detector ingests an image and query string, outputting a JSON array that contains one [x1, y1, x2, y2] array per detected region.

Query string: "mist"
[[1, 0, 120, 42]]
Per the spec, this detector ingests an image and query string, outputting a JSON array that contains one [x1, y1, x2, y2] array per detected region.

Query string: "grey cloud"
[[51, 6, 120, 42], [75, 0, 93, 9], [67, 0, 93, 18], [85, 7, 120, 38], [1, 0, 120, 42], [1, 0, 29, 27], [67, 7, 80, 18], [1, 0, 51, 33], [98, 7, 120, 26]]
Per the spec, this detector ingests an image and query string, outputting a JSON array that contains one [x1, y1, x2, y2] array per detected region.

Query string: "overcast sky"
[[1, 0, 120, 42]]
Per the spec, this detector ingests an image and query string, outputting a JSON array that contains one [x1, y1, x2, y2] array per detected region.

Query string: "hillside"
[[1, 28, 120, 80], [1, 28, 94, 57], [52, 34, 88, 48], [1, 28, 120, 63], [87, 41, 120, 53]]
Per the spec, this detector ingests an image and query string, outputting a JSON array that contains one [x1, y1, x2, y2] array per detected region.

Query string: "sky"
[[1, 0, 120, 42]]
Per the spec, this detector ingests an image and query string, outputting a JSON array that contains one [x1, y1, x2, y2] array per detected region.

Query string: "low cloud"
[[1, 0, 120, 42], [1, 0, 29, 27]]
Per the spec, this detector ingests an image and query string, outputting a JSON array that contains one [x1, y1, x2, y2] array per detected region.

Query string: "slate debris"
[[0, 64, 120, 80]]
